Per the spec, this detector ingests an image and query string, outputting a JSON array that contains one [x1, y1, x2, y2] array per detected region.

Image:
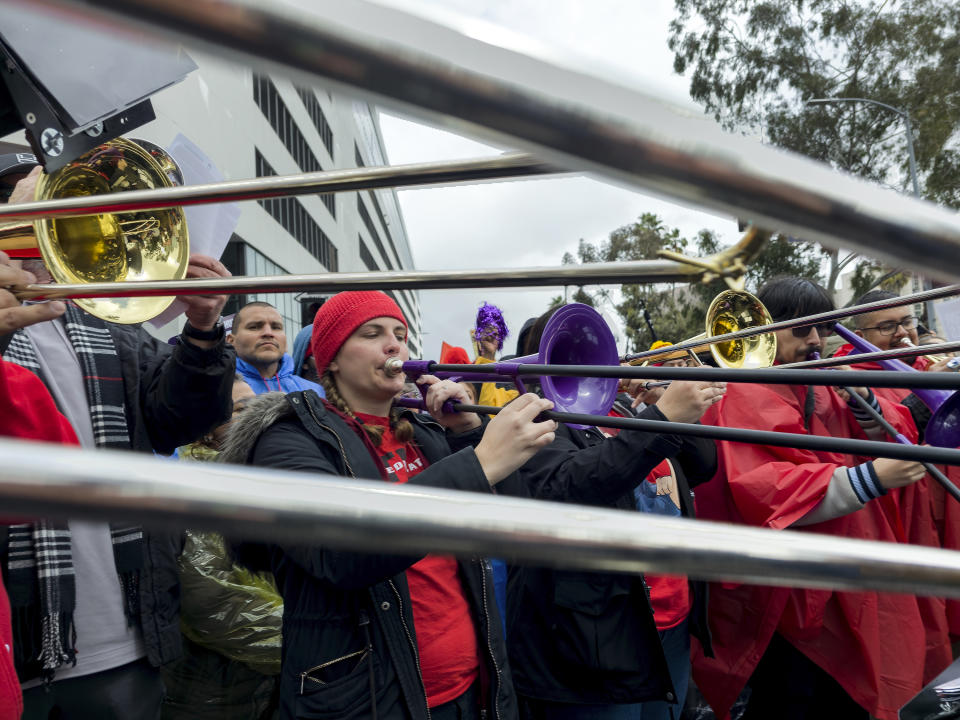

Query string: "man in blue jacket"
[[228, 301, 324, 396]]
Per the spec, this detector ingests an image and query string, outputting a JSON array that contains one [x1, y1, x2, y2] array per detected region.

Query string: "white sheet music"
[[147, 134, 241, 330], [935, 298, 960, 342]]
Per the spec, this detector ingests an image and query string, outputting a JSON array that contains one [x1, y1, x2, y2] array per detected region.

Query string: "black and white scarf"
[[3, 304, 144, 681]]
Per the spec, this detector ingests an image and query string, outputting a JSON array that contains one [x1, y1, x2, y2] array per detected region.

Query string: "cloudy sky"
[[370, 0, 744, 360]]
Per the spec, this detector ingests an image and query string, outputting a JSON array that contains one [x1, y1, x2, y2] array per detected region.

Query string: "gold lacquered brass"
[[2, 138, 189, 324], [704, 290, 777, 368], [629, 290, 778, 369]]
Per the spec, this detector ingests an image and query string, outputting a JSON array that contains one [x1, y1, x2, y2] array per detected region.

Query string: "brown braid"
[[320, 371, 414, 446]]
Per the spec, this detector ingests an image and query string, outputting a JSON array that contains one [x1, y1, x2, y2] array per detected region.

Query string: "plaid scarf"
[[3, 304, 144, 681]]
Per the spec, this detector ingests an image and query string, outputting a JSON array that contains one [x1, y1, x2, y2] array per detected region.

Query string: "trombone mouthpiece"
[[384, 357, 405, 376]]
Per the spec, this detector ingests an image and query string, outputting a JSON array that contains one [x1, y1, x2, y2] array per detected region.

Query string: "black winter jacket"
[[222, 389, 516, 720], [497, 402, 717, 705], [1, 322, 235, 677], [113, 325, 235, 669]]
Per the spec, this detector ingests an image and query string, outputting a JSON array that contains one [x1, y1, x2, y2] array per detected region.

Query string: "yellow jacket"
[[474, 357, 519, 408]]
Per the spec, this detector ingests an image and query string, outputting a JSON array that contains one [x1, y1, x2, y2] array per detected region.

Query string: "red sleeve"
[[874, 394, 920, 444], [703, 383, 846, 529], [0, 359, 79, 446]]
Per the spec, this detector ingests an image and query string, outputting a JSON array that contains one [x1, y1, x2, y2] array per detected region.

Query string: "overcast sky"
[[372, 0, 743, 360]]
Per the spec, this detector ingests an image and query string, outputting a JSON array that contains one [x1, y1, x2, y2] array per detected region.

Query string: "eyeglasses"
[[789, 322, 836, 339], [858, 316, 918, 336]]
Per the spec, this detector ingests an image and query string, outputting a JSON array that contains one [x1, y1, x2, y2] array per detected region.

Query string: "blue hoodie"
[[236, 354, 325, 396], [291, 325, 313, 380]]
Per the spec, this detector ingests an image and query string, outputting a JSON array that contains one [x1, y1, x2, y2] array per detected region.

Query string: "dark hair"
[[523, 307, 560, 357], [516, 306, 563, 396], [852, 290, 899, 329], [756, 276, 833, 322], [515, 317, 537, 357], [234, 301, 278, 329]]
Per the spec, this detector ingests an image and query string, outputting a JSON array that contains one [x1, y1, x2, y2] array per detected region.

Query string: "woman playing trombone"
[[222, 291, 555, 720]]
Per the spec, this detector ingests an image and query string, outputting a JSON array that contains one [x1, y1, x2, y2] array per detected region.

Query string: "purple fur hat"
[[474, 302, 510, 351]]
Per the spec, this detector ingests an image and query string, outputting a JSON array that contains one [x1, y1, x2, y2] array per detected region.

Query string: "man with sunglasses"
[[776, 318, 839, 363], [691, 276, 945, 720]]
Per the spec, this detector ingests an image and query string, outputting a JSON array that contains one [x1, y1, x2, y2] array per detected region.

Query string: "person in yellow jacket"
[[470, 302, 519, 409]]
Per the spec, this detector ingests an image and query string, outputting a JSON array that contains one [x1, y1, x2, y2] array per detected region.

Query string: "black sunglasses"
[[788, 322, 836, 339]]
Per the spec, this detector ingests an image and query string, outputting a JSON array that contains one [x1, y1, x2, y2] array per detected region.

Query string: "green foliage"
[[849, 260, 910, 303], [565, 215, 823, 351], [669, 0, 960, 206]]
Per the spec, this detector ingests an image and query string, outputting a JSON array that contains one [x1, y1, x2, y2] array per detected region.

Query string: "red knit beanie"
[[311, 291, 408, 376]]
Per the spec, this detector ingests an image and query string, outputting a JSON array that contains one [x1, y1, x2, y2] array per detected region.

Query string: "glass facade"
[[255, 149, 339, 271], [222, 238, 308, 335]]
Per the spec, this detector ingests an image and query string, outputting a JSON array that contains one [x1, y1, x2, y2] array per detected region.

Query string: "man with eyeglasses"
[[835, 289, 960, 649], [691, 277, 947, 720], [849, 290, 924, 356]]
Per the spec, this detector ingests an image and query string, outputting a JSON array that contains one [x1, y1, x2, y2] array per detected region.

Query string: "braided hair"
[[320, 370, 414, 446]]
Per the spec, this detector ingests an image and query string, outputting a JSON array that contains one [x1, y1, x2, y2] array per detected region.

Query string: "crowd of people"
[[2, 153, 960, 720]]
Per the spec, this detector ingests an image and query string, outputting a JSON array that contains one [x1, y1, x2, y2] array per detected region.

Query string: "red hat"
[[311, 291, 407, 377], [439, 342, 470, 365]]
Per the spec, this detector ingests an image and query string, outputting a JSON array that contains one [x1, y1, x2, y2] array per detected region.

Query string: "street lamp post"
[[806, 97, 933, 329]]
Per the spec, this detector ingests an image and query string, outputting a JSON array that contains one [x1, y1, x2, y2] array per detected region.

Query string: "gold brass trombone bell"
[[0, 138, 189, 324], [627, 289, 778, 370]]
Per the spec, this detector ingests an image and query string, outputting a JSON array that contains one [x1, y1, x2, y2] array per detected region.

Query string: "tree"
[[562, 214, 696, 349], [564, 214, 823, 351], [669, 0, 960, 299]]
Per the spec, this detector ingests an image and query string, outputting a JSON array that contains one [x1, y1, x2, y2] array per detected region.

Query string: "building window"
[[359, 236, 378, 272], [356, 195, 416, 317], [255, 149, 339, 271], [296, 86, 334, 158], [357, 196, 392, 270], [221, 236, 308, 333], [252, 73, 335, 217], [356, 234, 417, 321], [367, 191, 401, 265]]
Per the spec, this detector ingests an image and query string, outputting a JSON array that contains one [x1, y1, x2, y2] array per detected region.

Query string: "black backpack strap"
[[803, 386, 816, 431]]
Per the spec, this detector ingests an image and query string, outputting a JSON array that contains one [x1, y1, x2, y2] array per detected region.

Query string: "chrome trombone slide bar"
[[781, 341, 960, 369], [14, 258, 714, 301], [0, 153, 557, 222], [3, 437, 960, 598]]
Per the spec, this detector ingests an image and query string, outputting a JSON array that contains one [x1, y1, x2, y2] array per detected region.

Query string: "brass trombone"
[[0, 138, 190, 324], [0, 150, 559, 323], [10, 225, 770, 303]]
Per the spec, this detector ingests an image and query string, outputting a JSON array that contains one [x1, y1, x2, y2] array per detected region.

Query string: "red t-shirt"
[[355, 414, 479, 707], [599, 413, 690, 630]]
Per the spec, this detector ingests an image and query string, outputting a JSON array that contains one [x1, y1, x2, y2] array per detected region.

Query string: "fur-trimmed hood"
[[219, 391, 292, 466]]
